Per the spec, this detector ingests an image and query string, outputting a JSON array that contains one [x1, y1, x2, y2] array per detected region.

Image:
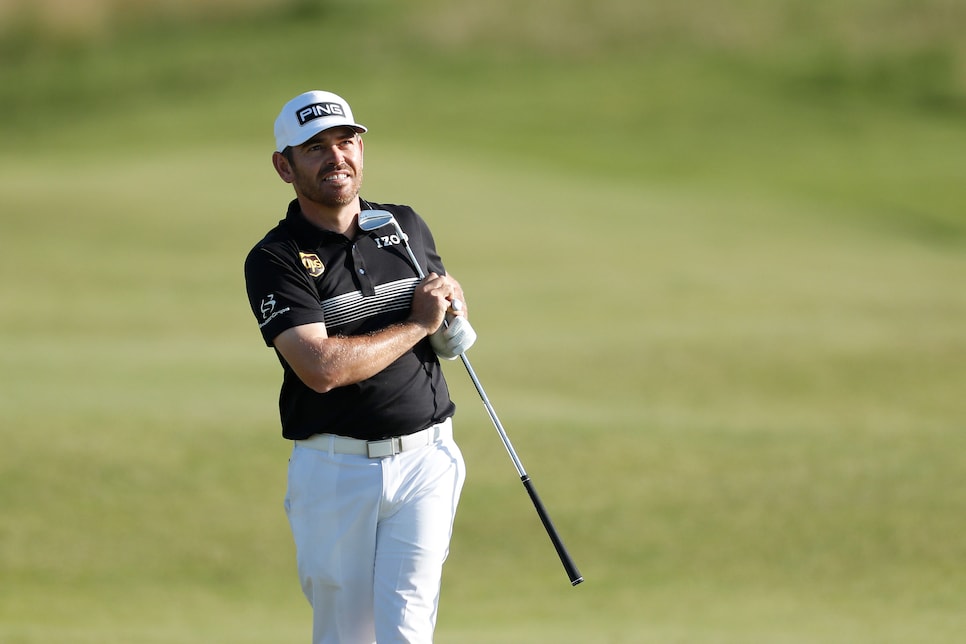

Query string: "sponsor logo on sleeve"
[[258, 294, 291, 329]]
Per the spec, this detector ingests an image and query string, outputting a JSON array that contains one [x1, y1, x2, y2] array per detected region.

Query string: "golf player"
[[244, 90, 476, 643]]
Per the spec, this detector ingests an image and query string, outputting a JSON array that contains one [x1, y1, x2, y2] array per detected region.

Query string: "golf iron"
[[359, 209, 584, 587]]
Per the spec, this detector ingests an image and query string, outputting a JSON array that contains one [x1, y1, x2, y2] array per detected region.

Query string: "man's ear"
[[272, 151, 295, 184]]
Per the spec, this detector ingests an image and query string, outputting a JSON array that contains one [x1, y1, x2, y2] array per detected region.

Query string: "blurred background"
[[1, 0, 965, 642]]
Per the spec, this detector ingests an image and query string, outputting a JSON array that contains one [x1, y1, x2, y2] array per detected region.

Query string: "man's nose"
[[327, 145, 345, 166]]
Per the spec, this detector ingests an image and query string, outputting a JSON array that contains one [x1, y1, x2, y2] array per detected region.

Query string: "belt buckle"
[[367, 437, 401, 458]]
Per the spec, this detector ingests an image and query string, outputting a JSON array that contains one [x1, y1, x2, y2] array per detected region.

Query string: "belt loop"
[[327, 434, 335, 456]]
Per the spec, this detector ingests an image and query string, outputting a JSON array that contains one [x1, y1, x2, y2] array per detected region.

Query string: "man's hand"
[[410, 273, 477, 360], [429, 310, 477, 360], [408, 272, 457, 334]]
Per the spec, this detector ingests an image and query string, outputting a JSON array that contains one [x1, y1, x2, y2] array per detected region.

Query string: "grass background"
[[1, 0, 965, 641]]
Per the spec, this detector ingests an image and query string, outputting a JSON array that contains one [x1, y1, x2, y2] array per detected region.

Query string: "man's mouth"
[[323, 173, 350, 183]]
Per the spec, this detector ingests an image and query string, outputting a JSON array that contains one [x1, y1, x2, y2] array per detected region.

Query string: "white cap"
[[273, 90, 367, 152]]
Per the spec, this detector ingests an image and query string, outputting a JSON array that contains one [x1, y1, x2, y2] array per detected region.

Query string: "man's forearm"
[[299, 321, 429, 393]]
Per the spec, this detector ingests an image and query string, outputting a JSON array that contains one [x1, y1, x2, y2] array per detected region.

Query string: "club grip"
[[521, 475, 584, 586]]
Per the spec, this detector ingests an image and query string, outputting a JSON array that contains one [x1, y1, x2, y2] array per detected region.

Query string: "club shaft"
[[457, 353, 527, 477], [399, 228, 583, 585], [404, 245, 425, 280], [458, 351, 584, 586]]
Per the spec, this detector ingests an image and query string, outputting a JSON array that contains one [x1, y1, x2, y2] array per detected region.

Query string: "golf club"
[[359, 209, 584, 587]]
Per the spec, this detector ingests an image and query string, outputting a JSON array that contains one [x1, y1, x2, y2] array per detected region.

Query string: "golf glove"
[[429, 315, 477, 360]]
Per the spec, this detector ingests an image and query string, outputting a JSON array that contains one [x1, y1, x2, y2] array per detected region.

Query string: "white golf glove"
[[429, 314, 477, 360]]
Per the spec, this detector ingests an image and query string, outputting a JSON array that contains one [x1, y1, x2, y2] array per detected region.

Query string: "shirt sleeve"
[[244, 245, 327, 347]]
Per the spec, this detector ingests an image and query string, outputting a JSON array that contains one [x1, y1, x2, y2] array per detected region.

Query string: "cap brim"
[[278, 121, 367, 152]]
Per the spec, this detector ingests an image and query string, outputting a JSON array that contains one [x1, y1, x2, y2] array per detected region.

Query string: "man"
[[244, 90, 476, 643]]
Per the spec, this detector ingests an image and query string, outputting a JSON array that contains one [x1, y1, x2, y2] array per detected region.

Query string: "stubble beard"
[[295, 165, 364, 209]]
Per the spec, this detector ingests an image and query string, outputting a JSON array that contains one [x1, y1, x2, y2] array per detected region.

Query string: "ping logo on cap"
[[297, 102, 346, 126]]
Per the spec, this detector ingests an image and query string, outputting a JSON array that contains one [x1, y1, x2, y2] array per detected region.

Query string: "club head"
[[358, 209, 396, 232]]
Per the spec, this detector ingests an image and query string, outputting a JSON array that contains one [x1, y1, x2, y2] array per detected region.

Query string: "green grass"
[[2, 1, 965, 642]]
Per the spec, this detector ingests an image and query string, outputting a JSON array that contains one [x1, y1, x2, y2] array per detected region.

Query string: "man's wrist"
[[401, 318, 433, 339]]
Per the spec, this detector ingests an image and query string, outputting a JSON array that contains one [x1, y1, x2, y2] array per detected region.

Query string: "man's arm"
[[273, 272, 457, 393]]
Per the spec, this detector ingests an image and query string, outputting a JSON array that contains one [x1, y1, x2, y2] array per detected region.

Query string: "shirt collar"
[[283, 198, 356, 247]]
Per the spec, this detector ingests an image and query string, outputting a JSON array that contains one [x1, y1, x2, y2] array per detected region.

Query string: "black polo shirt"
[[244, 199, 456, 441]]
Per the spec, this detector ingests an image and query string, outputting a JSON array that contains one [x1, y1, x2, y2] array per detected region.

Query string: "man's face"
[[284, 126, 364, 208]]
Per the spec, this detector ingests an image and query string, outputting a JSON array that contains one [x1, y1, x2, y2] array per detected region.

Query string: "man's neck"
[[298, 196, 361, 237]]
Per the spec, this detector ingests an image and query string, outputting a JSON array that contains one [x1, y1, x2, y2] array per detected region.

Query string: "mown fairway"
[[2, 1, 965, 642]]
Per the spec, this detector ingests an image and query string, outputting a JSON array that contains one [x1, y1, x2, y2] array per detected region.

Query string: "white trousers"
[[285, 422, 465, 644]]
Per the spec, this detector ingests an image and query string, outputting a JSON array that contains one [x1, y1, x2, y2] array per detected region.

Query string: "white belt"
[[295, 418, 452, 458]]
